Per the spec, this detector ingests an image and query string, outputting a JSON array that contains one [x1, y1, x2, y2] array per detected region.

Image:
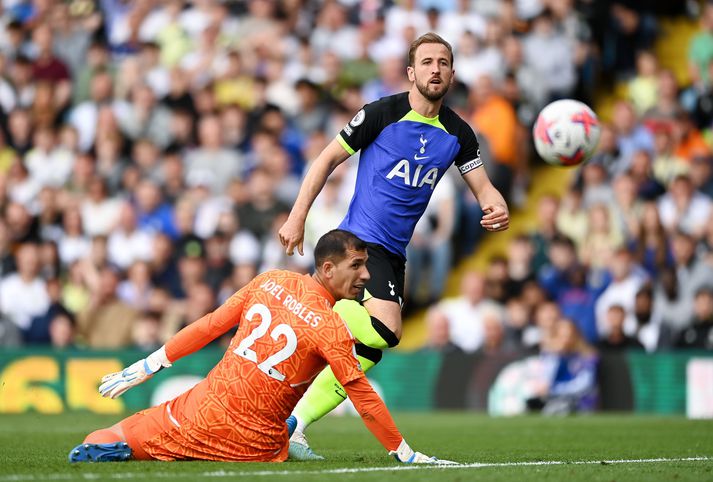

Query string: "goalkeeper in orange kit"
[[68, 229, 455, 465]]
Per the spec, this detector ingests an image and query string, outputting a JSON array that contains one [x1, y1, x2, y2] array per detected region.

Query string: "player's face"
[[408, 43, 454, 102], [330, 248, 370, 300]]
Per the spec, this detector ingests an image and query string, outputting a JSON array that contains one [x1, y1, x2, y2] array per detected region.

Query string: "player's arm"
[[98, 280, 252, 399], [324, 324, 455, 464], [462, 167, 509, 232], [278, 138, 351, 256], [342, 376, 455, 464]]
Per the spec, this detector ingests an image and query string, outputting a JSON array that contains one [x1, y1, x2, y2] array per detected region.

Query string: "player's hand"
[[389, 440, 458, 465], [99, 347, 172, 399], [480, 202, 509, 232], [278, 215, 305, 256]]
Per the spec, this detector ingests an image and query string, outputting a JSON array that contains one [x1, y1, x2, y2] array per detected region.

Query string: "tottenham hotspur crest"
[[414, 134, 428, 161]]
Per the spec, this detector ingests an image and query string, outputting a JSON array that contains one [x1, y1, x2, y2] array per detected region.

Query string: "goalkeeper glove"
[[389, 439, 458, 465], [99, 346, 172, 399]]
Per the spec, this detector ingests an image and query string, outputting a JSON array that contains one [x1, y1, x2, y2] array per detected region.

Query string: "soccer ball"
[[533, 99, 601, 167]]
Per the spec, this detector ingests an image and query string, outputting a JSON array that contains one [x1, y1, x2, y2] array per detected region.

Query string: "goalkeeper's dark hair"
[[314, 230, 367, 267]]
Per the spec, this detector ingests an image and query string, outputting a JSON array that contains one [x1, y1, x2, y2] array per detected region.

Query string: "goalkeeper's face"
[[326, 248, 370, 301]]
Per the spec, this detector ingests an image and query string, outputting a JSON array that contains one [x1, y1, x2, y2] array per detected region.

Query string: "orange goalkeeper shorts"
[[120, 402, 174, 461]]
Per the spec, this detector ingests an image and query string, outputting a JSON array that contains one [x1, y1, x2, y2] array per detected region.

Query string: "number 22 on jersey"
[[233, 303, 297, 381]]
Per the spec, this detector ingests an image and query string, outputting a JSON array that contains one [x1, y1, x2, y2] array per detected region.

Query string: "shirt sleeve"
[[336, 100, 385, 155], [164, 278, 254, 362], [319, 330, 365, 387], [343, 376, 403, 452], [452, 118, 483, 176]]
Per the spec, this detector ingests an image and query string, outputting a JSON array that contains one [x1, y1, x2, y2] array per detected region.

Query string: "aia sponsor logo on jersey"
[[386, 159, 439, 189], [386, 134, 439, 189]]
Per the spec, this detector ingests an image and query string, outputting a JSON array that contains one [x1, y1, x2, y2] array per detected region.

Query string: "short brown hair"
[[314, 229, 367, 268], [407, 32, 453, 67]]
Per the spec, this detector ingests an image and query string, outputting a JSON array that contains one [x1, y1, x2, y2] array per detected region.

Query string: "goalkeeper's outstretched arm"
[[99, 280, 252, 399], [343, 377, 457, 465]]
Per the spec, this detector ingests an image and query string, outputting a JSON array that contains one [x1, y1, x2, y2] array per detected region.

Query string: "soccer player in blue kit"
[[278, 32, 510, 460]]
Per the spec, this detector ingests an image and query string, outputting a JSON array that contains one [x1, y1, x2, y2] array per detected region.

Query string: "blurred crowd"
[[427, 1, 713, 413], [0, 0, 707, 359]]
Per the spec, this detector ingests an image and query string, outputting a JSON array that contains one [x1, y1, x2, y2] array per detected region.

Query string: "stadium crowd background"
[[0, 0, 710, 386]]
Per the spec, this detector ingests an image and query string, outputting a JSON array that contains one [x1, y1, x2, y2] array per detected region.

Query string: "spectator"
[[5, 201, 40, 244], [25, 278, 70, 345], [690, 154, 713, 198], [558, 265, 599, 344], [426, 271, 502, 354], [664, 230, 713, 334], [597, 304, 645, 350], [525, 300, 561, 352], [642, 69, 684, 127], [48, 311, 76, 349], [688, 2, 713, 89], [530, 193, 561, 272], [629, 201, 671, 278], [162, 281, 215, 340], [536, 318, 599, 415], [184, 114, 244, 195], [68, 69, 118, 152], [522, 10, 576, 101], [203, 232, 233, 295], [595, 247, 649, 338], [29, 25, 71, 110], [132, 311, 163, 352], [107, 201, 155, 270], [633, 283, 670, 352], [505, 234, 536, 297], [503, 297, 531, 349], [657, 174, 712, 239], [556, 186, 588, 247], [24, 126, 74, 188], [149, 232, 181, 297], [116, 83, 173, 149], [612, 100, 655, 170], [537, 234, 577, 301], [133, 179, 177, 239], [588, 123, 623, 178], [0, 242, 50, 334], [236, 167, 289, 242], [676, 287, 713, 350], [76, 264, 138, 349], [488, 316, 597, 417], [628, 50, 659, 115], [81, 176, 123, 237], [579, 203, 625, 276], [117, 260, 154, 311], [57, 205, 91, 268], [470, 74, 519, 199]]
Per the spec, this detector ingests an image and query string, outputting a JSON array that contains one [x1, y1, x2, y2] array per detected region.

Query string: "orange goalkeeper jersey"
[[135, 270, 400, 462]]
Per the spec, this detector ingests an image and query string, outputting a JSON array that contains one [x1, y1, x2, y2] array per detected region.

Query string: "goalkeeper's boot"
[[288, 430, 324, 461], [68, 442, 132, 463]]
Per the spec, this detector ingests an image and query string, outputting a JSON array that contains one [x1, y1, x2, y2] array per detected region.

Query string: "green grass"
[[0, 413, 711, 482]]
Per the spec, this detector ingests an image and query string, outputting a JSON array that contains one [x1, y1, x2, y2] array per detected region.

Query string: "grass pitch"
[[0, 413, 711, 482]]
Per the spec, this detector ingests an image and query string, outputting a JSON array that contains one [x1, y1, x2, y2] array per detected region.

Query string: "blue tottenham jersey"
[[336, 92, 483, 258]]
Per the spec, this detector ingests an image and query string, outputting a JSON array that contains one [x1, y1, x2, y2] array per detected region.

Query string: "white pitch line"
[[0, 456, 710, 481]]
